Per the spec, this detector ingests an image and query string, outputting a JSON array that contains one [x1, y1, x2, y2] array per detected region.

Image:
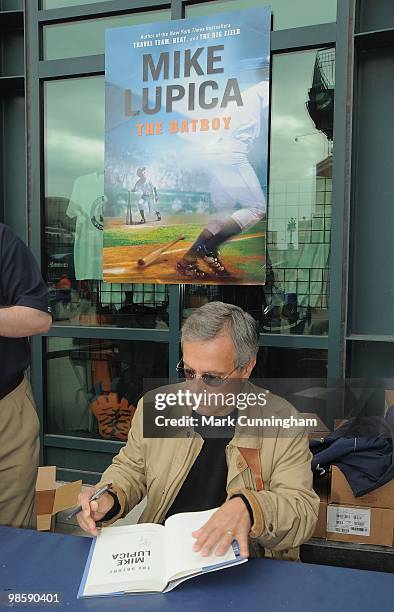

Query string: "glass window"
[[254, 347, 329, 425], [347, 342, 393, 424], [348, 341, 394, 379], [183, 48, 335, 336], [42, 9, 171, 60], [2, 0, 23, 9], [259, 48, 334, 336], [349, 46, 394, 337], [357, 0, 394, 33], [186, 0, 336, 31], [46, 337, 169, 440], [0, 28, 24, 77], [44, 76, 169, 327], [42, 0, 113, 8], [255, 346, 327, 378], [182, 285, 272, 330]]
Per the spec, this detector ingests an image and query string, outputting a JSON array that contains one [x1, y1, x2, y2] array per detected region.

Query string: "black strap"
[[230, 494, 254, 526], [100, 490, 121, 522]]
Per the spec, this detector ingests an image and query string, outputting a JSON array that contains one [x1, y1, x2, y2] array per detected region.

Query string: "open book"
[[78, 508, 247, 596]]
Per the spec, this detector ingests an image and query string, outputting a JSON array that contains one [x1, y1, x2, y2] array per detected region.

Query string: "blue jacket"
[[310, 417, 394, 496]]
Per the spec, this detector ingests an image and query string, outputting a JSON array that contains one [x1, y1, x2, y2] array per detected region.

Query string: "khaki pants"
[[0, 376, 40, 529]]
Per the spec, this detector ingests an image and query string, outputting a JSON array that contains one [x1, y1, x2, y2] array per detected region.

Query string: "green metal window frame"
[[23, 0, 358, 479]]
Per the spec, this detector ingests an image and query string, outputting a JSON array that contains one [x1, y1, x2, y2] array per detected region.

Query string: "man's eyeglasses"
[[176, 359, 238, 387]]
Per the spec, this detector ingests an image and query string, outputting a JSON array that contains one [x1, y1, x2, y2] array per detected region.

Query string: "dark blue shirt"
[[164, 410, 238, 521], [0, 223, 49, 394]]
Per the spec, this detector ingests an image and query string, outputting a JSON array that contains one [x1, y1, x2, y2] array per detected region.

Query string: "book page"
[[164, 509, 243, 583], [81, 523, 167, 596]]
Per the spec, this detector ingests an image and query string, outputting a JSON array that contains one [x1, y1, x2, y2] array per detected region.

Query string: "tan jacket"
[[97, 382, 319, 561]]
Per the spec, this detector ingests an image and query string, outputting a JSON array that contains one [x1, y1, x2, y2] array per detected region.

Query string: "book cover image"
[[104, 6, 271, 284]]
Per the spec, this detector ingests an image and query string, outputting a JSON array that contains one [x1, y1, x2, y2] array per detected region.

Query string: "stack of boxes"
[[327, 466, 394, 546], [308, 408, 394, 547], [312, 466, 394, 547]]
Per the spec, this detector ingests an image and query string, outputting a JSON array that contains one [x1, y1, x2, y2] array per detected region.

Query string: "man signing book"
[[77, 302, 319, 561]]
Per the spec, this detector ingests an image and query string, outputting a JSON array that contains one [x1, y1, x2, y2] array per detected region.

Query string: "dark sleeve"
[[230, 494, 254, 526], [100, 490, 121, 522], [0, 225, 50, 314]]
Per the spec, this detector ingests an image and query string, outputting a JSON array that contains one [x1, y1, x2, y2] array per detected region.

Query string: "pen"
[[67, 483, 113, 520]]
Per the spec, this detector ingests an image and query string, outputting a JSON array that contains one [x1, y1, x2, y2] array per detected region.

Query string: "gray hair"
[[181, 301, 259, 369]]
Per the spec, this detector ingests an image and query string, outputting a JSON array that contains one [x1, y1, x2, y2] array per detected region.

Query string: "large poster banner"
[[104, 6, 271, 284]]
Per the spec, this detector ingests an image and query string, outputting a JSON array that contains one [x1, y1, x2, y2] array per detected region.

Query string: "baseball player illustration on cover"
[[176, 80, 268, 279], [132, 167, 162, 224]]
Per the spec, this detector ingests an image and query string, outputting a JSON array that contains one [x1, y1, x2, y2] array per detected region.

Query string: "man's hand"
[[76, 487, 115, 536], [192, 497, 251, 558]]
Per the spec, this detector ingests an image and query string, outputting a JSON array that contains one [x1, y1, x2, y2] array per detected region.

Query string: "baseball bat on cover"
[[137, 235, 185, 267]]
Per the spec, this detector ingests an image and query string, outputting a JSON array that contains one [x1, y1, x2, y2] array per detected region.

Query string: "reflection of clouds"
[[46, 129, 104, 198], [268, 50, 334, 252], [47, 129, 104, 161], [45, 76, 104, 198], [271, 113, 327, 182], [271, 114, 304, 132], [188, 0, 335, 31], [269, 50, 332, 185]]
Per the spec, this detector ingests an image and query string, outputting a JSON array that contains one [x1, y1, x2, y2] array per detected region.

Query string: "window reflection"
[[183, 49, 335, 336], [187, 0, 336, 31], [44, 76, 169, 327], [46, 338, 169, 440], [266, 49, 334, 335], [42, 9, 170, 60], [252, 347, 328, 429], [254, 346, 327, 378], [42, 0, 112, 8]]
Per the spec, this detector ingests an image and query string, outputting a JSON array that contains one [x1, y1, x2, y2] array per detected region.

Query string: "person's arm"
[[0, 226, 52, 338], [231, 432, 319, 551], [0, 306, 51, 337], [192, 400, 319, 557]]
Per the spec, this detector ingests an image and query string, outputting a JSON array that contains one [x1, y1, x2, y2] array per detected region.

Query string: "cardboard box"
[[36, 466, 82, 531], [313, 501, 327, 539], [385, 389, 394, 409], [326, 504, 394, 547], [330, 465, 394, 510]]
